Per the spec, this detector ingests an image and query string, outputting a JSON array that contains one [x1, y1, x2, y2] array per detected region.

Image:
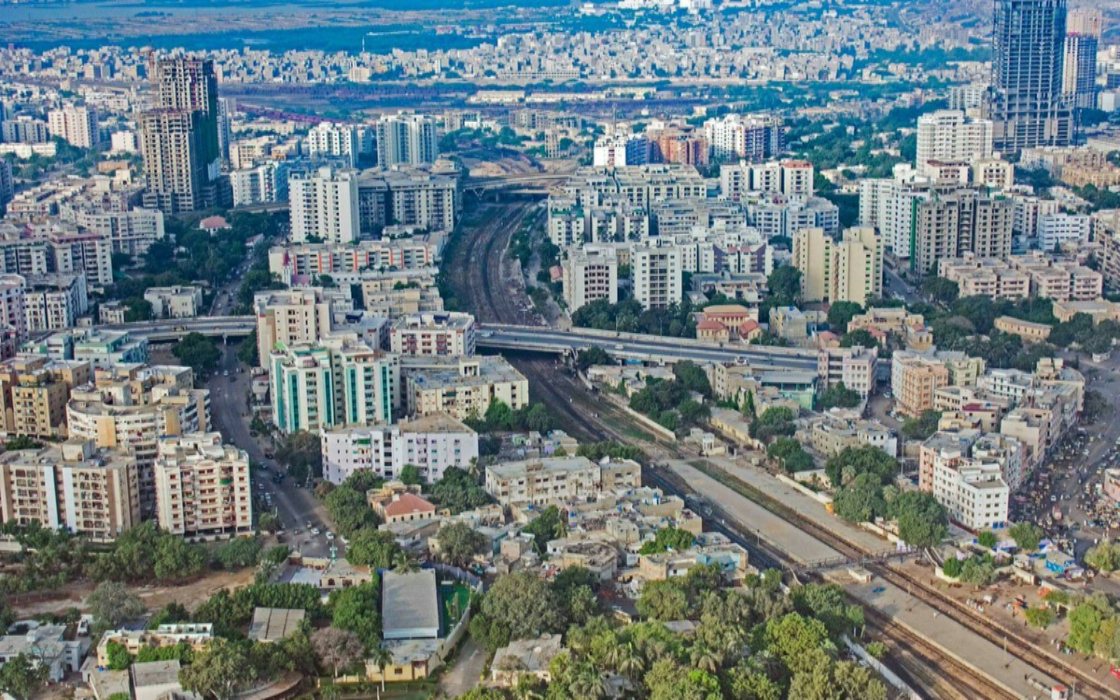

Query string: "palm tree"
[[610, 643, 645, 682], [392, 552, 419, 574], [690, 644, 723, 673], [369, 646, 393, 693], [569, 669, 608, 700]]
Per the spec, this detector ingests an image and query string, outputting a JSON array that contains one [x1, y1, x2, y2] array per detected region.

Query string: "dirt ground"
[[12, 568, 257, 619]]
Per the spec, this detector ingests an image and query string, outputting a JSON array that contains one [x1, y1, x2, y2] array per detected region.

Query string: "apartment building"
[[356, 167, 460, 235], [593, 134, 649, 168], [389, 312, 476, 357], [1038, 213, 1091, 252], [817, 346, 877, 398], [909, 191, 1014, 275], [792, 227, 882, 306], [230, 162, 289, 207], [321, 413, 479, 485], [143, 286, 204, 319], [404, 355, 528, 421], [306, 122, 363, 167], [0, 275, 26, 354], [702, 114, 783, 161], [289, 167, 360, 244], [891, 353, 950, 417], [0, 439, 140, 543], [484, 456, 641, 507], [801, 408, 897, 458], [23, 273, 88, 333], [0, 356, 90, 438], [254, 288, 336, 367], [924, 434, 1010, 531], [563, 246, 618, 312], [47, 106, 100, 149], [376, 113, 438, 167], [915, 110, 993, 174], [631, 244, 682, 310], [154, 433, 253, 539], [269, 238, 440, 285], [64, 206, 166, 258]]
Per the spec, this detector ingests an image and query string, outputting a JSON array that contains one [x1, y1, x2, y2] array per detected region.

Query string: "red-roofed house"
[[549, 266, 564, 284], [376, 493, 437, 524], [696, 319, 729, 343], [738, 320, 762, 342], [199, 215, 231, 235]]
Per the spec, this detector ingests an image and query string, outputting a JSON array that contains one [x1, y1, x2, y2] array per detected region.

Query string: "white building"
[[593, 134, 649, 168], [110, 131, 138, 154], [1038, 213, 1092, 252], [702, 113, 783, 161], [289, 167, 360, 244], [47, 106, 100, 149], [631, 244, 682, 310], [143, 286, 204, 319], [389, 312, 476, 357], [930, 451, 1010, 531], [915, 110, 993, 174], [376, 114, 438, 167], [230, 162, 289, 207], [254, 288, 338, 366], [24, 273, 88, 332], [563, 246, 618, 311], [320, 413, 479, 485], [306, 123, 362, 167]]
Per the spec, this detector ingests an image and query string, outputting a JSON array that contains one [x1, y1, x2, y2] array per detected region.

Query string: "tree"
[[213, 537, 263, 571], [346, 528, 402, 569], [105, 641, 133, 670], [179, 640, 253, 700], [901, 409, 941, 441], [839, 329, 878, 349], [827, 302, 863, 333], [576, 346, 610, 371], [238, 331, 259, 366], [832, 472, 887, 523], [672, 361, 713, 398], [436, 522, 488, 568], [1008, 522, 1043, 552], [172, 332, 221, 374], [639, 527, 696, 555], [398, 465, 424, 486], [312, 628, 364, 677], [258, 512, 281, 534], [522, 505, 566, 555], [768, 265, 802, 300], [277, 431, 322, 484], [976, 531, 997, 549], [766, 438, 814, 473], [87, 580, 146, 628], [959, 556, 997, 586], [891, 491, 948, 548], [637, 579, 689, 621], [429, 466, 493, 514], [818, 381, 861, 410], [0, 653, 48, 700], [921, 276, 959, 304], [749, 407, 797, 442], [476, 571, 563, 650], [1084, 541, 1120, 572], [824, 445, 897, 488], [330, 581, 382, 651], [324, 486, 379, 538], [1025, 607, 1055, 629]]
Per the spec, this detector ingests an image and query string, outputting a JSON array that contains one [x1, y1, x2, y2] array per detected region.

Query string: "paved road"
[[438, 637, 486, 697], [206, 342, 335, 559]]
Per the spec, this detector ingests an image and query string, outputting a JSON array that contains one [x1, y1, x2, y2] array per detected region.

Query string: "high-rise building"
[[986, 0, 1071, 152], [0, 161, 12, 214], [563, 246, 619, 312], [909, 191, 1014, 275], [47, 106, 100, 149], [289, 167, 360, 244], [376, 114, 438, 167], [792, 227, 883, 306], [321, 414, 479, 486], [140, 57, 228, 214], [702, 114, 783, 162], [154, 433, 252, 538], [915, 110, 993, 173], [230, 162, 289, 207], [1063, 9, 1103, 110], [254, 288, 337, 367], [306, 123, 362, 167], [631, 244, 682, 310]]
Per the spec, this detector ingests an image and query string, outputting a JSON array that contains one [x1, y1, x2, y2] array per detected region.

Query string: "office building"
[[321, 413, 479, 485], [986, 0, 1071, 152], [289, 167, 360, 244], [47, 106, 100, 149], [792, 227, 883, 306], [631, 244, 682, 310], [1063, 9, 1103, 109], [154, 433, 252, 538], [376, 114, 438, 167], [0, 440, 140, 543]]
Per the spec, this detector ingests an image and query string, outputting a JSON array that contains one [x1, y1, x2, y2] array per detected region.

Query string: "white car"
[[311, 527, 320, 536], [326, 532, 335, 541]]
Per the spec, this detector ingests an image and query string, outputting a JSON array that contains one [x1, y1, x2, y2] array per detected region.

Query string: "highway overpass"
[[107, 318, 818, 371]]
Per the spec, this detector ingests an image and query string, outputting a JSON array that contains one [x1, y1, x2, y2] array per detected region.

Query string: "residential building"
[[357, 166, 460, 234], [769, 306, 810, 343], [490, 635, 564, 688], [143, 286, 204, 319], [306, 123, 363, 167], [909, 191, 1014, 275], [631, 244, 682, 310], [404, 355, 528, 421], [563, 246, 618, 311], [891, 352, 951, 417], [921, 431, 1010, 531], [703, 113, 783, 161], [847, 308, 934, 351], [389, 312, 476, 357], [792, 226, 883, 305], [1063, 9, 1102, 109], [985, 0, 1072, 152], [289, 167, 360, 244], [23, 273, 88, 332], [48, 106, 100, 148], [0, 355, 90, 438], [484, 456, 641, 507], [98, 625, 213, 666], [254, 288, 336, 366], [321, 413, 478, 485], [376, 114, 438, 167], [915, 110, 993, 174], [230, 162, 289, 207], [0, 439, 140, 543], [1038, 213, 1091, 252], [801, 408, 897, 458], [593, 133, 649, 168], [153, 432, 253, 538], [817, 346, 877, 398]]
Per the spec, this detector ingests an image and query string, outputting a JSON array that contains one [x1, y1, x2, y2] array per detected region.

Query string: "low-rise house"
[[491, 634, 564, 688], [382, 569, 440, 640], [0, 624, 85, 682], [97, 624, 213, 666]]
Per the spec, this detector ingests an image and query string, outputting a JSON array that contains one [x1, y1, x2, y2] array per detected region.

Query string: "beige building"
[[0, 356, 91, 438], [631, 244, 682, 310], [1050, 299, 1120, 325], [792, 227, 883, 306], [484, 456, 641, 507], [802, 408, 897, 457], [891, 353, 950, 418], [817, 346, 877, 398], [994, 316, 1051, 343], [254, 288, 336, 367], [153, 432, 253, 538], [404, 356, 528, 421], [97, 624, 213, 666], [847, 308, 933, 350], [910, 192, 1013, 276], [389, 312, 476, 357], [0, 439, 139, 542]]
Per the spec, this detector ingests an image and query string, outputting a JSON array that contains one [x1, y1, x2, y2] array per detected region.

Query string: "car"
[[311, 528, 320, 536], [223, 370, 229, 377], [326, 532, 335, 541]]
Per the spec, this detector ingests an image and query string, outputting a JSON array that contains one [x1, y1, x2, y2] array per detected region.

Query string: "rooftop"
[[382, 569, 440, 639]]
